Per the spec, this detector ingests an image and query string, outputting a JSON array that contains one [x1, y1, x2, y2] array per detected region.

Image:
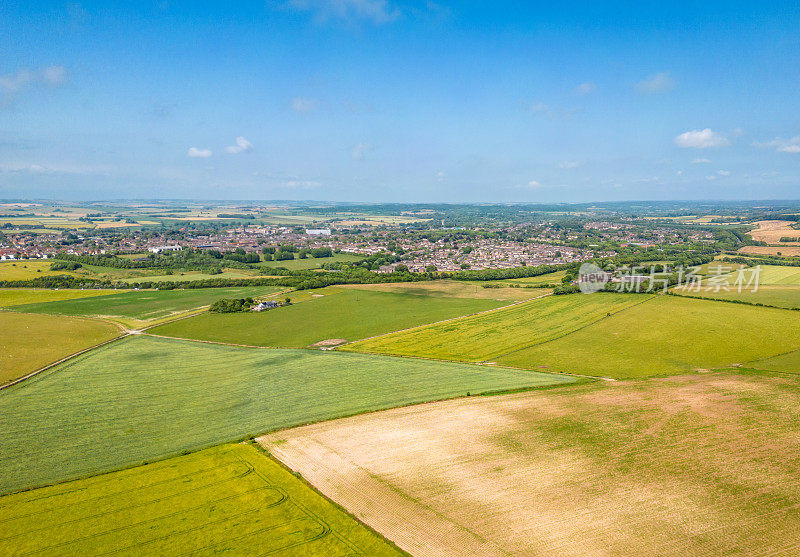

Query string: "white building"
[[305, 228, 331, 236], [149, 245, 183, 254]]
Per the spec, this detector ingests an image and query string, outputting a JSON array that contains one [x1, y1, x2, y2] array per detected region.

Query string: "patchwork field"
[[150, 287, 508, 347], [0, 443, 400, 556], [0, 311, 122, 385], [348, 293, 800, 378], [0, 287, 123, 307], [0, 335, 573, 494], [344, 279, 550, 300], [344, 293, 650, 363], [261, 371, 800, 556], [7, 285, 284, 325]]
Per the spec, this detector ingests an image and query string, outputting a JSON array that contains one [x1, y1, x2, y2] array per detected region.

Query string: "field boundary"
[[339, 292, 552, 348], [0, 331, 128, 391]]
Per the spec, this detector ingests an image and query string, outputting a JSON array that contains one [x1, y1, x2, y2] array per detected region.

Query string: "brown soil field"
[[260, 372, 800, 556], [738, 245, 800, 256], [748, 220, 800, 245]]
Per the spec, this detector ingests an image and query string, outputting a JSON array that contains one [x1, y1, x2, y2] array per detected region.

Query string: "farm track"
[[0, 287, 295, 391]]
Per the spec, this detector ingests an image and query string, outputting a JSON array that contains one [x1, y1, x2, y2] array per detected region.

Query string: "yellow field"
[[0, 288, 122, 307], [0, 260, 81, 280], [262, 371, 800, 556], [0, 311, 122, 384]]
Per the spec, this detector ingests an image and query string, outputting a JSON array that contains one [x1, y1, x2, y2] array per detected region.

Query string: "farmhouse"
[[251, 300, 279, 312]]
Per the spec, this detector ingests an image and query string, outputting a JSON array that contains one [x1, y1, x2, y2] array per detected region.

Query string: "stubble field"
[[261, 371, 800, 556]]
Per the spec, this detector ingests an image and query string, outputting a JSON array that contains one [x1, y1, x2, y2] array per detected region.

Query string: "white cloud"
[[636, 71, 675, 94], [225, 137, 253, 154], [558, 161, 581, 169], [526, 180, 541, 188], [692, 158, 711, 164], [436, 171, 446, 182], [351, 143, 369, 160], [281, 179, 321, 189], [574, 82, 596, 95], [290, 97, 318, 113], [286, 0, 400, 24], [674, 129, 730, 149], [755, 136, 800, 153], [706, 175, 717, 181], [717, 169, 731, 176], [0, 66, 67, 104], [187, 147, 213, 158]]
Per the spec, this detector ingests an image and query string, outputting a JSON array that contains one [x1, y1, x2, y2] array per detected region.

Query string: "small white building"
[[305, 228, 331, 236], [149, 245, 183, 254]]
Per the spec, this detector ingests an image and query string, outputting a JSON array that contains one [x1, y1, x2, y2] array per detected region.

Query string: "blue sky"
[[1, 1, 799, 202]]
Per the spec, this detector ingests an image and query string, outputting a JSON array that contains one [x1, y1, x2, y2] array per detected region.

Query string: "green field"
[[0, 335, 575, 494], [150, 287, 507, 347], [0, 444, 400, 556], [0, 312, 122, 385], [7, 286, 285, 324], [0, 288, 124, 307], [672, 284, 800, 309], [257, 252, 364, 271], [0, 260, 82, 280], [345, 293, 649, 362], [118, 268, 260, 283], [496, 295, 800, 378], [345, 280, 550, 301], [502, 270, 568, 285]]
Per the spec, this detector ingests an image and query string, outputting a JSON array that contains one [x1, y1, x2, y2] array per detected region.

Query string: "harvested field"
[[0, 444, 400, 556], [0, 312, 122, 385], [0, 335, 573, 494], [738, 245, 800, 257], [261, 371, 800, 556], [748, 220, 800, 244]]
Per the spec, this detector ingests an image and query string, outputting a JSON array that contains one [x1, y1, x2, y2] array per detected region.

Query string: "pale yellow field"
[[0, 260, 82, 281], [261, 372, 800, 556], [738, 245, 800, 257], [748, 220, 800, 244], [0, 288, 121, 307]]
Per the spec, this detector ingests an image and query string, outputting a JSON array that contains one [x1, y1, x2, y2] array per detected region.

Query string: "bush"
[[50, 261, 82, 271], [209, 297, 255, 313]]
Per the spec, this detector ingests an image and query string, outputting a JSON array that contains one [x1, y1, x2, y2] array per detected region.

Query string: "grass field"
[[672, 284, 800, 309], [262, 371, 800, 556], [0, 288, 124, 307], [0, 443, 400, 556], [0, 312, 121, 385], [344, 279, 550, 301], [7, 286, 284, 324], [348, 293, 800, 379], [345, 293, 649, 363], [149, 286, 508, 347], [503, 270, 568, 285], [496, 295, 800, 378], [257, 253, 364, 271], [118, 268, 260, 283], [0, 335, 574, 494]]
